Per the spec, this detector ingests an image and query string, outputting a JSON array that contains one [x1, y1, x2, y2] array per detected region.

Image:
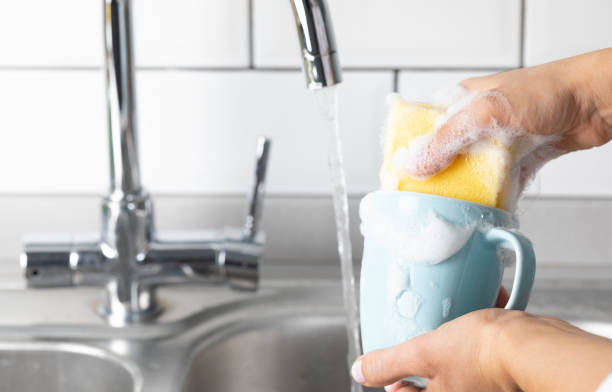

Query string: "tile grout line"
[[248, 0, 255, 69], [519, 0, 526, 67], [392, 69, 399, 92]]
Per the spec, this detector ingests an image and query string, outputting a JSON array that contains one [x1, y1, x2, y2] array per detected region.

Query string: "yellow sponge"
[[380, 95, 512, 209]]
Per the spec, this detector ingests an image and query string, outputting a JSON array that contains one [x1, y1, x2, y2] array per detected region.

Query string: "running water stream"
[[314, 85, 363, 392]]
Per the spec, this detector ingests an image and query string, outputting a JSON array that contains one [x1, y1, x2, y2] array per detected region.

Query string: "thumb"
[[351, 333, 435, 387], [405, 93, 505, 179]]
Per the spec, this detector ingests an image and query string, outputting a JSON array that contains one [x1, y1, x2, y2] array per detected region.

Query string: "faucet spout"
[[289, 0, 343, 89], [104, 0, 142, 195]]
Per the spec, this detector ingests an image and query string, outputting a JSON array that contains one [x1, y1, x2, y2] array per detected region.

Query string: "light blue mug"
[[359, 191, 536, 355]]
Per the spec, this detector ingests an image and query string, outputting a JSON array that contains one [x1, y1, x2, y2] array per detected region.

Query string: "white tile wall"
[[0, 0, 249, 67], [133, 0, 249, 67], [1, 0, 611, 197], [524, 0, 612, 66], [0, 70, 391, 194], [398, 70, 491, 102], [254, 0, 521, 68], [0, 70, 107, 193], [0, 1, 102, 66], [138, 71, 391, 194], [538, 144, 612, 196]]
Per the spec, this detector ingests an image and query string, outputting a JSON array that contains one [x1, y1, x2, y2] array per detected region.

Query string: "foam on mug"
[[360, 206, 474, 266]]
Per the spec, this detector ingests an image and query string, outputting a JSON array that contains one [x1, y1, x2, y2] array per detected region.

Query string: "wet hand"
[[351, 308, 519, 392], [406, 49, 612, 191], [351, 303, 612, 392]]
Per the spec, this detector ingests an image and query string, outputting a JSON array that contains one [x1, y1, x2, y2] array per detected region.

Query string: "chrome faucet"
[[20, 0, 342, 325], [291, 0, 342, 88]]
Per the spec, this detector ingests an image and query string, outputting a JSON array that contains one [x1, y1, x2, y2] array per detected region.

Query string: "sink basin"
[[0, 343, 140, 392], [0, 271, 608, 392], [182, 315, 360, 392]]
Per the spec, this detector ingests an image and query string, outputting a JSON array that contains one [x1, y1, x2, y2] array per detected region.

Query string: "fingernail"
[[384, 385, 394, 392], [351, 359, 365, 383]]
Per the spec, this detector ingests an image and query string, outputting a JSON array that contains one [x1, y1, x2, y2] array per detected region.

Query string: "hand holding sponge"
[[380, 94, 514, 210]]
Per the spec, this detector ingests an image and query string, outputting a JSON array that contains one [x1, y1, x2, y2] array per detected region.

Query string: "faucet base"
[[97, 282, 163, 327], [97, 302, 163, 327]]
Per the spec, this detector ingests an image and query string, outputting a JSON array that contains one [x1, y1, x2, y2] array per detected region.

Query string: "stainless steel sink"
[[0, 343, 140, 392], [182, 315, 352, 392], [0, 282, 361, 392], [0, 269, 608, 392]]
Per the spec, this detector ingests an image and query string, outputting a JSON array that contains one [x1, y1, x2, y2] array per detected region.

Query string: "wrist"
[[549, 48, 612, 150], [564, 49, 612, 120], [490, 313, 527, 392], [496, 313, 612, 392]]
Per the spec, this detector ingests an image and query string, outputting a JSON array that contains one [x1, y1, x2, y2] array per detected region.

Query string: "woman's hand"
[[351, 309, 612, 392], [406, 48, 612, 192], [351, 308, 518, 392]]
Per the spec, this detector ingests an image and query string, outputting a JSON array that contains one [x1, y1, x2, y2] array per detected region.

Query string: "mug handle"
[[484, 228, 536, 311]]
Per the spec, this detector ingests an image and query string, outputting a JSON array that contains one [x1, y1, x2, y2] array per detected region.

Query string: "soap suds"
[[361, 209, 474, 266], [442, 297, 452, 318], [395, 289, 423, 319], [497, 244, 516, 268]]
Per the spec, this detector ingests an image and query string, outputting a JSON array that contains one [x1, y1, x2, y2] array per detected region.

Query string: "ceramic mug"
[[359, 190, 536, 354]]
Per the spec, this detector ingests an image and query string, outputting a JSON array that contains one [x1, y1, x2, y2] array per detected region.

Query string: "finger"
[[495, 286, 510, 308], [406, 95, 500, 178], [384, 380, 423, 392], [351, 334, 435, 387]]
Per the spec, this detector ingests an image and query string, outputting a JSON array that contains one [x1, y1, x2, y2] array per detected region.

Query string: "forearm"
[[500, 316, 612, 392]]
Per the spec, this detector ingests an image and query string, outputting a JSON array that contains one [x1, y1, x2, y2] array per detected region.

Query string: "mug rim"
[[364, 190, 516, 221]]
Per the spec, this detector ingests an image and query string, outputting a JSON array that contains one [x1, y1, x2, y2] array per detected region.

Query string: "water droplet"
[[395, 289, 423, 319], [479, 210, 495, 226], [442, 297, 452, 318], [429, 280, 439, 289]]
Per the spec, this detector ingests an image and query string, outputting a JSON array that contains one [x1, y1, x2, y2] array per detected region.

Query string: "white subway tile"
[[133, 0, 249, 67], [537, 143, 612, 196], [524, 0, 612, 65], [398, 70, 492, 102], [254, 0, 521, 68], [0, 1, 103, 66], [0, 0, 249, 67], [0, 70, 391, 195], [137, 71, 393, 194], [0, 71, 107, 193]]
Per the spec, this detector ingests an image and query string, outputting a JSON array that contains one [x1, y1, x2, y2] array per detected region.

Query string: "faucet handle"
[[243, 137, 271, 241]]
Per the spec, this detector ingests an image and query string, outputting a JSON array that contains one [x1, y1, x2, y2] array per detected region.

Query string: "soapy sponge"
[[380, 95, 512, 209]]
